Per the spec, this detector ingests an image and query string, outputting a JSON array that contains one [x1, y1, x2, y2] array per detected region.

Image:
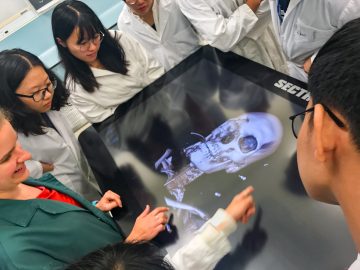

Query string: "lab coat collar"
[[277, 0, 301, 32], [46, 111, 81, 163], [121, 6, 132, 24], [122, 1, 170, 40], [153, 0, 171, 39], [122, 6, 160, 42], [90, 66, 119, 77], [269, 0, 301, 20], [285, 0, 302, 18]]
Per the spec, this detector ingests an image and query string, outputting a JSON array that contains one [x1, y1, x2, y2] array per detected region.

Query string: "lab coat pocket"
[[294, 20, 334, 47], [294, 21, 316, 42]]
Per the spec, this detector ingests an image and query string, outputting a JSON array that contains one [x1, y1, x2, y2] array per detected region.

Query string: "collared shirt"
[[0, 174, 121, 270]]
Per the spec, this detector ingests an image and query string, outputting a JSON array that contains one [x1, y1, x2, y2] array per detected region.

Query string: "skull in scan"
[[184, 113, 283, 174]]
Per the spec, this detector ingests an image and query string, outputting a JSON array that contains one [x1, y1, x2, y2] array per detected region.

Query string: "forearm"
[[166, 209, 236, 269], [178, 0, 258, 51], [209, 5, 258, 51]]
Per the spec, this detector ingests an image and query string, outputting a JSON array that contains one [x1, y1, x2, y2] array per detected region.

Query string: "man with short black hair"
[[293, 18, 360, 269]]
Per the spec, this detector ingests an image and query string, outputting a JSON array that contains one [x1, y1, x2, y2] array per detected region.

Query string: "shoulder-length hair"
[[51, 0, 128, 93], [0, 49, 69, 136]]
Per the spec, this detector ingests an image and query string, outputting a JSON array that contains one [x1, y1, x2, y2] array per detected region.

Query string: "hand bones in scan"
[[165, 196, 209, 230]]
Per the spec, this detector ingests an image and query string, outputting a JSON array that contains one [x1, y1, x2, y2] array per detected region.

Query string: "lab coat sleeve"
[[177, 0, 258, 52], [25, 160, 44, 179], [254, 0, 270, 20], [243, 0, 272, 41], [69, 89, 117, 123], [310, 50, 319, 63], [165, 209, 237, 269], [123, 32, 165, 84]]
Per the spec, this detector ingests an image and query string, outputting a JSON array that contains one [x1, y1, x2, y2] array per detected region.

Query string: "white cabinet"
[[0, 0, 61, 41]]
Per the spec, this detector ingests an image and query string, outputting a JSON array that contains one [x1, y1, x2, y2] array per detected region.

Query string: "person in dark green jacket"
[[0, 111, 169, 270]]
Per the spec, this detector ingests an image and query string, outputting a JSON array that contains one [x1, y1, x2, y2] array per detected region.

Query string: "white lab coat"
[[69, 30, 164, 123], [19, 110, 100, 201], [177, 0, 287, 72], [270, 0, 360, 82], [166, 209, 236, 269], [118, 0, 201, 71]]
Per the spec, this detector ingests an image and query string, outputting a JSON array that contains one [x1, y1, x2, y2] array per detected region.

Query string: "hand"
[[96, 190, 122, 212], [225, 186, 256, 224], [41, 162, 54, 173], [126, 205, 169, 242], [303, 57, 312, 73], [245, 0, 262, 13]]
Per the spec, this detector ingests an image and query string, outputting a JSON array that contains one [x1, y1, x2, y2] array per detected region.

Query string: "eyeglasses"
[[124, 0, 137, 5], [289, 105, 346, 138], [16, 79, 57, 102], [78, 32, 105, 52]]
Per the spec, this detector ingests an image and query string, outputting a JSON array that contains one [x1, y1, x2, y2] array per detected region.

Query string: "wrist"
[[209, 209, 237, 237], [125, 232, 139, 243]]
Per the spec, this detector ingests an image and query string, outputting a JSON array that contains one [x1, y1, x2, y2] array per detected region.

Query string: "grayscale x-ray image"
[[155, 113, 283, 202]]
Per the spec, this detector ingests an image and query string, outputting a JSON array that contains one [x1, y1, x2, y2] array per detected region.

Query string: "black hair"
[[0, 49, 69, 136], [51, 0, 128, 93], [308, 18, 360, 151], [66, 242, 175, 270]]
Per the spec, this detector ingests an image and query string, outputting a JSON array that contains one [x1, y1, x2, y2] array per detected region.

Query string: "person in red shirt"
[[0, 110, 169, 269]]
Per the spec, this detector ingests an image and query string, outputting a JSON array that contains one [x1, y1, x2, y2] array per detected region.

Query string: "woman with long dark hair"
[[0, 49, 100, 200], [52, 0, 164, 123]]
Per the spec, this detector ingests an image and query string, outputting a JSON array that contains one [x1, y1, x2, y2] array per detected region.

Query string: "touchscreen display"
[[88, 54, 354, 269]]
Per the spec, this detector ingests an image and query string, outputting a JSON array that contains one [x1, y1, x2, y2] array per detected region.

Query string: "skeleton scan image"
[[155, 113, 283, 202]]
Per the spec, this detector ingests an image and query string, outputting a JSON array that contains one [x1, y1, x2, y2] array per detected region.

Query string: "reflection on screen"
[[155, 112, 283, 203], [164, 196, 209, 231]]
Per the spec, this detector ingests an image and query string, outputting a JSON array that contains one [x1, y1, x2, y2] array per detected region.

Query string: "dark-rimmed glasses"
[[16, 78, 57, 102], [289, 105, 346, 138]]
